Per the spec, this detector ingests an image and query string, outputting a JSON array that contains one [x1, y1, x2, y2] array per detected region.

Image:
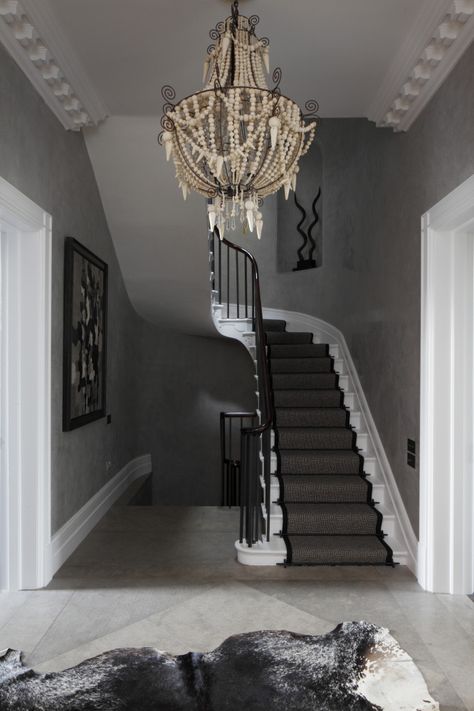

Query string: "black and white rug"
[[0, 621, 438, 710]]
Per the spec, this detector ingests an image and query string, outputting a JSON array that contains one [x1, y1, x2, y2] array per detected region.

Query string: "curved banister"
[[210, 228, 274, 546], [220, 236, 274, 437]]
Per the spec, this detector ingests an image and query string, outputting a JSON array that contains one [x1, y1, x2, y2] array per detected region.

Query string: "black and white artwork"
[[63, 237, 108, 431], [0, 623, 438, 710]]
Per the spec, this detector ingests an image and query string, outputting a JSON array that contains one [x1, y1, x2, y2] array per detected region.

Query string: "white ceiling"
[[47, 0, 429, 117], [85, 116, 214, 335]]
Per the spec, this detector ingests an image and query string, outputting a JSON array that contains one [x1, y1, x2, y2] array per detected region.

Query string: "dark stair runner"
[[264, 319, 393, 566]]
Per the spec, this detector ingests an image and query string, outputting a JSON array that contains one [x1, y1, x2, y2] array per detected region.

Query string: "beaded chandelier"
[[159, 1, 319, 239]]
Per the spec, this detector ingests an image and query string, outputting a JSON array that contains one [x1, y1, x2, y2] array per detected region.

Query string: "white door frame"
[[419, 174, 474, 594], [0, 177, 52, 591]]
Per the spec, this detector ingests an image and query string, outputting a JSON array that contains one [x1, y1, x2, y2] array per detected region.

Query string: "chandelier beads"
[[159, 1, 319, 239]]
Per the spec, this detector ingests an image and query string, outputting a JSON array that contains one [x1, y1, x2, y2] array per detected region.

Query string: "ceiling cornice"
[[367, 0, 474, 131], [0, 0, 108, 130]]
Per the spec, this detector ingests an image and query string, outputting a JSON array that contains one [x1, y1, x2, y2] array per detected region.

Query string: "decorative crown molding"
[[367, 0, 474, 132], [0, 0, 108, 130]]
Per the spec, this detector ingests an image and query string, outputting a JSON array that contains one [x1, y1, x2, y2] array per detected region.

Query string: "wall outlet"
[[105, 460, 112, 473]]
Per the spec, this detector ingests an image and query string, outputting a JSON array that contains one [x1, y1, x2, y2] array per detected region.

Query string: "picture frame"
[[63, 237, 108, 431]]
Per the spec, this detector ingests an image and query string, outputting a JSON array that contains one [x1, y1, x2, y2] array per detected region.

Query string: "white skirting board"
[[262, 307, 418, 574], [47, 454, 152, 581]]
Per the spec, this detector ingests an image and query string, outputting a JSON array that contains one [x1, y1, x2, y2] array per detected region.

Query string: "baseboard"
[[47, 454, 152, 581], [262, 306, 418, 574]]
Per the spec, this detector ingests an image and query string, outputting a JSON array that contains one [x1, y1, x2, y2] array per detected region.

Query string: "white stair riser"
[[350, 411, 362, 429], [338, 374, 349, 391], [343, 392, 356, 409], [333, 358, 344, 374], [356, 432, 369, 453]]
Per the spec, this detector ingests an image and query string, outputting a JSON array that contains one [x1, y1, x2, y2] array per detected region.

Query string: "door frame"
[[0, 177, 52, 590], [419, 174, 474, 594]]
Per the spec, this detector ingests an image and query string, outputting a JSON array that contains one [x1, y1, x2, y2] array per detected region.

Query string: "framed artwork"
[[63, 237, 108, 431]]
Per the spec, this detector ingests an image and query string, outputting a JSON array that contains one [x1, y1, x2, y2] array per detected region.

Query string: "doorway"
[[0, 177, 52, 591], [419, 174, 474, 594]]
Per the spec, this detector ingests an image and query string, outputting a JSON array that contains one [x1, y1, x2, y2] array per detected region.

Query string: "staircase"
[[264, 318, 393, 566], [210, 230, 413, 569]]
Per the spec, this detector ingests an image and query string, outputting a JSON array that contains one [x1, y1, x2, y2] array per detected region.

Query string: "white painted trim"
[[48, 454, 152, 580], [20, 0, 108, 125], [0, 176, 52, 591], [367, 0, 474, 131], [262, 307, 418, 573], [0, 0, 108, 130], [419, 174, 474, 594]]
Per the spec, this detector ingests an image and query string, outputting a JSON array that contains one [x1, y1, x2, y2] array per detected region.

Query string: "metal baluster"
[[226, 243, 230, 318], [220, 413, 226, 506], [251, 264, 255, 330], [263, 427, 271, 541], [244, 256, 248, 318], [236, 250, 240, 318], [252, 435, 260, 543], [218, 234, 222, 304]]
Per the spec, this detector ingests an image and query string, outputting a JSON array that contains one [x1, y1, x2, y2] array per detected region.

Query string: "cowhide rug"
[[0, 621, 438, 710]]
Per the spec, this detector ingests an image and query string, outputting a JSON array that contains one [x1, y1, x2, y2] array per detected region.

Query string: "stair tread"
[[274, 390, 344, 408], [275, 407, 348, 427], [277, 426, 353, 433], [270, 357, 333, 374], [272, 373, 338, 390], [279, 449, 363, 475], [285, 535, 391, 565], [266, 332, 314, 345], [276, 427, 356, 451], [263, 319, 286, 332], [282, 502, 381, 536], [280, 474, 370, 503], [269, 343, 329, 358]]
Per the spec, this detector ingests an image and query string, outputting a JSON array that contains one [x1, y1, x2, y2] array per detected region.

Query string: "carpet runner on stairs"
[[264, 318, 393, 566]]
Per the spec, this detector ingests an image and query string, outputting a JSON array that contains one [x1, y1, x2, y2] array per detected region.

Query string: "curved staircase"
[[265, 318, 393, 566], [210, 231, 415, 569]]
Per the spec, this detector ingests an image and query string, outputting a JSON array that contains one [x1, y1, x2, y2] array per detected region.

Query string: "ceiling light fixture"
[[159, 1, 319, 239]]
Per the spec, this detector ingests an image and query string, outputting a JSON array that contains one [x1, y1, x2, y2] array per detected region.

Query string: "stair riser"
[[267, 479, 383, 505], [285, 520, 379, 536], [270, 451, 378, 477], [270, 358, 333, 374], [273, 391, 344, 408], [274, 411, 349, 428], [277, 430, 356, 450], [272, 374, 338, 390]]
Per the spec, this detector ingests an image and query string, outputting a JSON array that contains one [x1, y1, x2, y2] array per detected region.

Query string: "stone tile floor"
[[1, 505, 473, 710]]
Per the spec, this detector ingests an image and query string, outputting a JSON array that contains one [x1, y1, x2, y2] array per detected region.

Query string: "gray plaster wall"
[[0, 43, 144, 532], [134, 327, 255, 505], [233, 43, 474, 535], [0, 43, 254, 527]]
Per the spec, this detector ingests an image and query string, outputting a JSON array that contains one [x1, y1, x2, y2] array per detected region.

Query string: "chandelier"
[[159, 1, 319, 239]]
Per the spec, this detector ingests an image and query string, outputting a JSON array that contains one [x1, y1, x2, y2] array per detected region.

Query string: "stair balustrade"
[[209, 228, 274, 546]]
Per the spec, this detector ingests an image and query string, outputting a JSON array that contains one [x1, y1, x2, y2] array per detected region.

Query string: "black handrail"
[[210, 228, 274, 546]]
